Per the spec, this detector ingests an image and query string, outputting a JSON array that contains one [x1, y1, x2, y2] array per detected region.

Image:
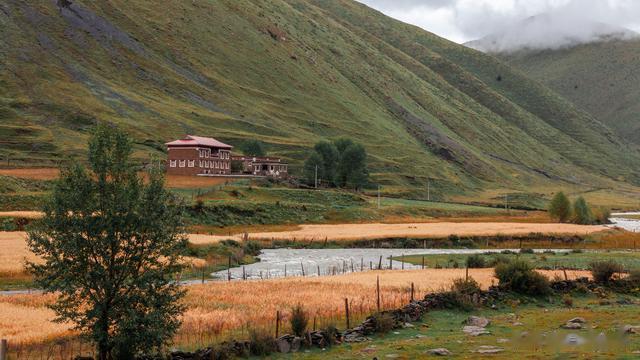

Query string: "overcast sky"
[[356, 0, 640, 44]]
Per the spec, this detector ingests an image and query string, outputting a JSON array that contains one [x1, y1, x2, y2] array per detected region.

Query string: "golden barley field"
[[0, 268, 589, 350]]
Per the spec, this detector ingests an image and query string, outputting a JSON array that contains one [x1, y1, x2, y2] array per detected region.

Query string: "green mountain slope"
[[1, 0, 639, 199], [494, 39, 640, 145]]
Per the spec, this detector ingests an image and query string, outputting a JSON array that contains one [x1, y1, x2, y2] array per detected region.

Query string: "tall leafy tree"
[[548, 191, 571, 222], [313, 141, 339, 185], [573, 196, 593, 225], [336, 143, 368, 189], [303, 152, 324, 186], [240, 139, 266, 157], [333, 137, 355, 154], [27, 124, 187, 359]]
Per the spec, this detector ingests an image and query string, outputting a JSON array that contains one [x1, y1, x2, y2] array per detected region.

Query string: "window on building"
[[179, 160, 186, 168], [169, 160, 177, 168], [188, 160, 195, 168], [204, 161, 209, 168]]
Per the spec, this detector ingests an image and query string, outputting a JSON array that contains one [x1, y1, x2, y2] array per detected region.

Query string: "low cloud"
[[357, 0, 640, 49]]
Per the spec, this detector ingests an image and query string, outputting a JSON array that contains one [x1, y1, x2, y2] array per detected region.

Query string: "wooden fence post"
[[317, 265, 320, 277], [361, 257, 364, 271], [421, 255, 425, 269], [275, 311, 280, 338], [401, 254, 404, 270], [284, 264, 287, 277], [378, 256, 382, 270], [344, 298, 350, 329], [0, 339, 7, 360], [201, 269, 205, 284], [243, 266, 246, 280], [389, 255, 393, 270], [300, 261, 305, 276], [410, 282, 415, 302], [350, 259, 354, 273], [376, 276, 381, 312], [465, 265, 469, 281], [227, 256, 231, 282]]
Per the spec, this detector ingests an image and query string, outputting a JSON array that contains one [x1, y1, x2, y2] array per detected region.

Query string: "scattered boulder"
[[276, 335, 293, 353], [624, 325, 640, 334], [290, 336, 303, 352], [427, 348, 452, 356], [463, 325, 490, 336], [562, 318, 586, 329], [466, 316, 490, 328], [474, 345, 503, 354]]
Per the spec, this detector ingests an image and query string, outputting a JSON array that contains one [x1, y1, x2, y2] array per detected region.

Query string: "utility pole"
[[377, 185, 381, 209], [314, 165, 318, 189]]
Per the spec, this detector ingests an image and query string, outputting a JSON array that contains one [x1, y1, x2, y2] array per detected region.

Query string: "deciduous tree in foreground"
[[27, 124, 187, 359]]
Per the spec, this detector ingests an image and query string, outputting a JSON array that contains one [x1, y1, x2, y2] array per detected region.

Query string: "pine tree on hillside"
[[27, 124, 187, 359], [573, 196, 593, 225], [548, 191, 571, 222]]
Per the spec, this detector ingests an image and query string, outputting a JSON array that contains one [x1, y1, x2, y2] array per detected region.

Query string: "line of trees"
[[548, 192, 610, 225], [303, 138, 369, 190]]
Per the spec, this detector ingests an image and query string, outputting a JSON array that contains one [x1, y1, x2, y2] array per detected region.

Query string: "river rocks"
[[474, 345, 503, 354], [427, 348, 452, 356]]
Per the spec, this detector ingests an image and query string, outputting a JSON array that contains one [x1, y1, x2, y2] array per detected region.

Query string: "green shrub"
[[290, 305, 308, 336], [451, 277, 481, 295], [590, 260, 624, 284], [494, 260, 551, 296], [592, 207, 611, 224], [488, 254, 511, 267], [372, 312, 396, 333], [242, 241, 262, 256], [548, 192, 571, 222], [466, 254, 487, 268], [248, 329, 276, 356]]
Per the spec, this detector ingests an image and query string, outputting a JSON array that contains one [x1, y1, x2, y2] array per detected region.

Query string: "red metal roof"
[[165, 135, 233, 149]]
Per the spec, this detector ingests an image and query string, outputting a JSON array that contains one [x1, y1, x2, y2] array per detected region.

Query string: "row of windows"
[[198, 149, 230, 160], [169, 160, 229, 169]]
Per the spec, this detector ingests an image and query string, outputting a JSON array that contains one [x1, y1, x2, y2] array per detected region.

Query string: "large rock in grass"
[[463, 325, 490, 336], [465, 316, 490, 328], [427, 348, 452, 356]]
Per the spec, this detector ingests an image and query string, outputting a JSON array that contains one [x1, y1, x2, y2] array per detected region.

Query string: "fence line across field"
[[3, 274, 426, 359]]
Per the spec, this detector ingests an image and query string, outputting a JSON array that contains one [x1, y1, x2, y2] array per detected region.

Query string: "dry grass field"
[[0, 268, 589, 349], [244, 222, 607, 242], [0, 168, 59, 180]]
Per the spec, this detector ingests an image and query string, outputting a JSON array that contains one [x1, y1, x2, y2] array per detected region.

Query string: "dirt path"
[[245, 222, 607, 241]]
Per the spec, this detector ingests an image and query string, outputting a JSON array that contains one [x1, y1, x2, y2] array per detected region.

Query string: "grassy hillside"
[[1, 0, 639, 200], [496, 39, 640, 145]]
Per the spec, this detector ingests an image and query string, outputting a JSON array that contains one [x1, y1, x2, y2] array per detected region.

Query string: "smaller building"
[[232, 155, 288, 178]]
